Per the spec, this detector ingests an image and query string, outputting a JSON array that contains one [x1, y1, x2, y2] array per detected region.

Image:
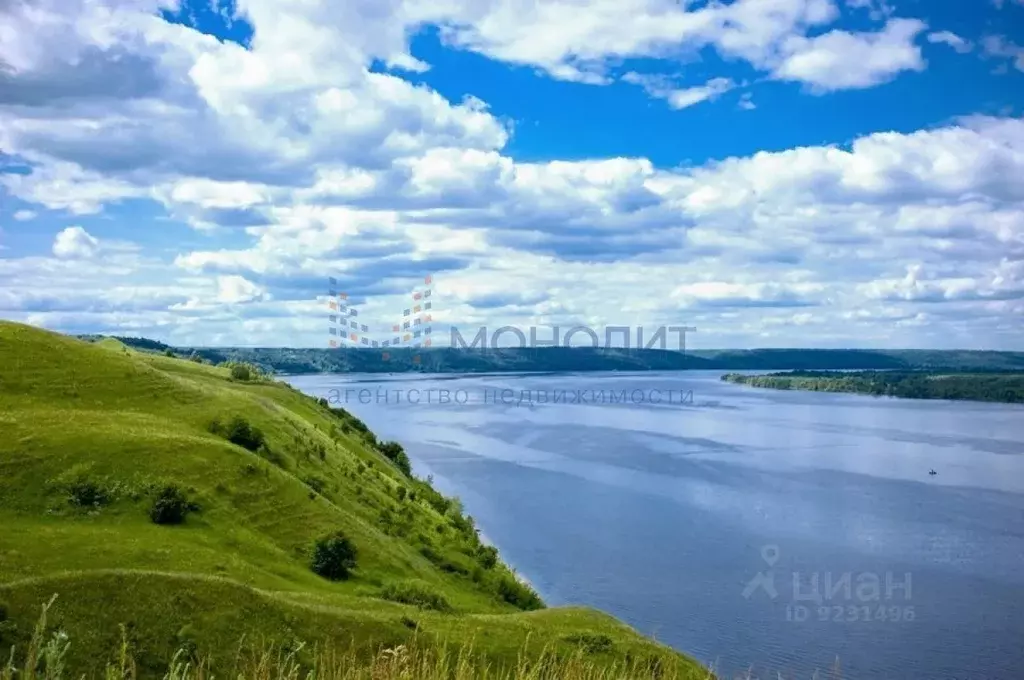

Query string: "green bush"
[[223, 416, 265, 452], [563, 632, 614, 654], [257, 443, 286, 468], [0, 600, 14, 643], [310, 531, 358, 581], [149, 485, 198, 525], [379, 581, 453, 613], [378, 441, 412, 476], [496, 575, 544, 611], [304, 475, 327, 495], [420, 485, 451, 515], [230, 364, 252, 381], [477, 544, 499, 569], [163, 349, 175, 357], [67, 478, 111, 508]]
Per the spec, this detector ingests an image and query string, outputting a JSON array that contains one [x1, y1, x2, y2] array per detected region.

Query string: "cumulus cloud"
[[0, 0, 1021, 349], [52, 226, 100, 259], [13, 210, 37, 221], [773, 19, 927, 91], [860, 262, 1024, 303], [216, 275, 268, 304]]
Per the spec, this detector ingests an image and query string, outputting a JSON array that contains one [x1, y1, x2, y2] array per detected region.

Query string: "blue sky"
[[1, 0, 1023, 348]]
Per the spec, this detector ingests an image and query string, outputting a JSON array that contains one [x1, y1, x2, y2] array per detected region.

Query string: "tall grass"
[[1, 597, 713, 680]]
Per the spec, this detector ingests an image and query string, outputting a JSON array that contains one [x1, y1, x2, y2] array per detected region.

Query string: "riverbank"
[[722, 370, 1024, 403], [0, 321, 707, 679]]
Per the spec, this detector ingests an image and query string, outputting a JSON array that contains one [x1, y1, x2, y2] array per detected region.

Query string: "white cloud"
[[845, 0, 895, 21], [859, 261, 1024, 303], [927, 31, 974, 54], [1, 0, 1021, 349], [155, 114, 1024, 348], [623, 73, 736, 110], [13, 210, 37, 221], [52, 226, 100, 259], [982, 35, 1024, 72], [774, 19, 927, 91], [216, 275, 268, 304]]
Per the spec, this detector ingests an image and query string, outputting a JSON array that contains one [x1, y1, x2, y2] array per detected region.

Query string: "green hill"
[[0, 321, 707, 679]]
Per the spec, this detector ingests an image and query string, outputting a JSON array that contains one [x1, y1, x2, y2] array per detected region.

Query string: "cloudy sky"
[[1, 0, 1023, 349]]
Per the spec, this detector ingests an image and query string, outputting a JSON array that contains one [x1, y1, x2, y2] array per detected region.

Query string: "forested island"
[[722, 370, 1024, 404]]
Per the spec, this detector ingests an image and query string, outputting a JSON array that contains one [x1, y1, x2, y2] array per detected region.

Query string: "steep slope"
[[0, 321, 706, 678]]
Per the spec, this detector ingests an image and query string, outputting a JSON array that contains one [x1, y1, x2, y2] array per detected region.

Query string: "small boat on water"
[[929, 469, 937, 476]]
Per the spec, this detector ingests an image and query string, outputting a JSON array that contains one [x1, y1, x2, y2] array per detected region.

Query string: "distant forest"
[[78, 334, 1024, 376], [722, 370, 1024, 404]]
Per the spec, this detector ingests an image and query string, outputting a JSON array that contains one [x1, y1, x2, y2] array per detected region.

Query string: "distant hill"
[[83, 336, 1024, 374], [4, 321, 704, 678], [723, 370, 1024, 404]]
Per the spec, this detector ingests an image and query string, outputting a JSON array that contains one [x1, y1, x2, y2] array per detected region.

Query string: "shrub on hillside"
[[379, 581, 453, 612], [310, 531, 358, 581], [563, 632, 614, 654], [257, 443, 286, 468], [304, 475, 327, 495], [216, 416, 265, 452], [149, 485, 198, 525], [449, 511, 477, 540], [230, 364, 251, 381], [378, 441, 412, 477], [67, 478, 111, 508], [0, 600, 14, 644], [419, 485, 451, 515], [476, 545, 499, 569], [163, 349, 175, 358], [496, 575, 544, 611]]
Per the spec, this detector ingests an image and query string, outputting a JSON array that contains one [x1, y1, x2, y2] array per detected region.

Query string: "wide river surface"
[[287, 371, 1024, 679]]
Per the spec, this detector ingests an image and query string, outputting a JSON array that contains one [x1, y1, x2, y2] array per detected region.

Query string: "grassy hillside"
[[0, 322, 707, 679]]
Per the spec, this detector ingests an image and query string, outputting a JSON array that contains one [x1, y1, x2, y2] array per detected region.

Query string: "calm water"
[[287, 371, 1024, 680]]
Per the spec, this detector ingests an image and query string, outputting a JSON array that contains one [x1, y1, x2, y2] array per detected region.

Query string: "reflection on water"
[[288, 371, 1024, 680]]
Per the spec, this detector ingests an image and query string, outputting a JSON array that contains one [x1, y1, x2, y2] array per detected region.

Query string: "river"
[[286, 371, 1024, 680]]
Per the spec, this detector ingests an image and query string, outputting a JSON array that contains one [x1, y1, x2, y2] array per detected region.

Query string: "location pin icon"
[[761, 544, 780, 567]]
